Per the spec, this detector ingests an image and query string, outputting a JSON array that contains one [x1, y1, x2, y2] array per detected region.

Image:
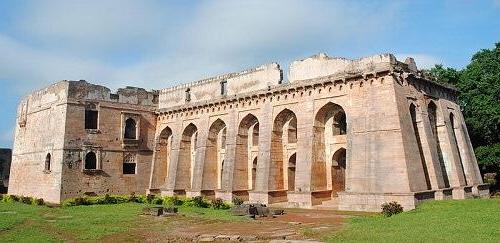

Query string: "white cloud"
[[395, 54, 443, 70], [0, 0, 403, 95]]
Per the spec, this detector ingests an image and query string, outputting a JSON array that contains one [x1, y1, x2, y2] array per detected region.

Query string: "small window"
[[45, 153, 51, 171], [85, 110, 98, 129], [185, 88, 191, 102], [124, 118, 137, 139], [123, 154, 136, 174], [220, 80, 227, 96], [85, 152, 97, 170]]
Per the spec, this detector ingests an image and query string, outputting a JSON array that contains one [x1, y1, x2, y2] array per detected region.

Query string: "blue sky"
[[0, 0, 499, 148]]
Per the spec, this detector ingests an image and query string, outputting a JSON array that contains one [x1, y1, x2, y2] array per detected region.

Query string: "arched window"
[[220, 80, 227, 96], [45, 153, 51, 171], [124, 118, 137, 139], [85, 152, 97, 170], [333, 111, 347, 135]]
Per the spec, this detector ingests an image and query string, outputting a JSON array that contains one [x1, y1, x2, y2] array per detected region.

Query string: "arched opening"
[[234, 114, 259, 193], [124, 118, 137, 139], [288, 153, 296, 191], [185, 88, 191, 102], [270, 109, 297, 192], [410, 104, 431, 190], [176, 123, 197, 193], [331, 148, 346, 196], [152, 126, 172, 188], [313, 102, 346, 192], [428, 101, 450, 188], [450, 113, 468, 185], [85, 152, 97, 170], [45, 153, 51, 171], [202, 119, 227, 192], [251, 157, 257, 190]]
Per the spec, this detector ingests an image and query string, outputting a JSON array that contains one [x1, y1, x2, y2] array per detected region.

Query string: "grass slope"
[[328, 199, 500, 242]]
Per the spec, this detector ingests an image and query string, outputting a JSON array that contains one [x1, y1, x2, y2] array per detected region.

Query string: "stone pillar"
[[216, 110, 238, 201], [187, 118, 209, 198], [438, 104, 467, 189], [417, 102, 446, 190], [288, 100, 316, 207], [161, 121, 182, 196], [249, 100, 273, 204]]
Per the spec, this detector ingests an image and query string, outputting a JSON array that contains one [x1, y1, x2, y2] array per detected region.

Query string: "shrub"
[[127, 193, 138, 203], [146, 194, 156, 204], [0, 194, 3, 201], [32, 198, 45, 206], [211, 198, 230, 210], [232, 197, 244, 206], [381, 201, 404, 217], [1, 195, 19, 203], [136, 194, 148, 203], [163, 196, 184, 206], [190, 196, 210, 208], [151, 197, 164, 205]]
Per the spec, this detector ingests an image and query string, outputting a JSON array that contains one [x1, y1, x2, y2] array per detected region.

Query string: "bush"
[[381, 201, 404, 217], [0, 194, 3, 201], [163, 196, 184, 206], [146, 194, 156, 204], [211, 198, 230, 210], [32, 198, 45, 206], [190, 196, 210, 208], [1, 195, 20, 203], [232, 197, 244, 206], [136, 194, 148, 203]]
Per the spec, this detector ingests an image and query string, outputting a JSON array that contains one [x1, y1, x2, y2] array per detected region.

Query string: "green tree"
[[427, 43, 500, 174]]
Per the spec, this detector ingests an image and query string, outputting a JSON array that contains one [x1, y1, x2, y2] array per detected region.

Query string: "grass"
[[327, 198, 500, 242], [0, 202, 239, 242]]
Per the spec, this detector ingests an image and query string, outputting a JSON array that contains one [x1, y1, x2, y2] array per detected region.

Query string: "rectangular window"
[[220, 80, 227, 96], [85, 110, 98, 129], [123, 163, 136, 174]]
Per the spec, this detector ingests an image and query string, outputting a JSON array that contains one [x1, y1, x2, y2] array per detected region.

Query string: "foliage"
[[381, 201, 403, 217], [328, 199, 500, 242], [163, 195, 184, 206], [1, 195, 44, 206], [187, 196, 210, 208], [231, 197, 244, 206], [425, 43, 500, 175], [211, 198, 230, 210]]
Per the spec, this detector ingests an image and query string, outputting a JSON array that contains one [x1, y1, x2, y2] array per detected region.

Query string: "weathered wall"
[[0, 149, 12, 193], [9, 82, 69, 203], [158, 63, 282, 109], [60, 82, 157, 201]]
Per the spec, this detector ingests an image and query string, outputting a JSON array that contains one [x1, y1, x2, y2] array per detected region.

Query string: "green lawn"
[[328, 198, 500, 242], [1, 199, 498, 242]]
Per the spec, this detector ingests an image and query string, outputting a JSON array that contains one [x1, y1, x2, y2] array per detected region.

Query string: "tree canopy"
[[426, 43, 500, 173]]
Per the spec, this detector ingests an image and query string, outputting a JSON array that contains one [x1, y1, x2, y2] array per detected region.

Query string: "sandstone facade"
[[8, 53, 489, 211]]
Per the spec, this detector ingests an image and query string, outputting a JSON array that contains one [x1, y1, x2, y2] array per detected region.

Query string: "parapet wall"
[[289, 53, 399, 83], [159, 63, 282, 109]]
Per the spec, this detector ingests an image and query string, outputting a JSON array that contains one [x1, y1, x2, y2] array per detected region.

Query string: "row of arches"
[[153, 102, 348, 200]]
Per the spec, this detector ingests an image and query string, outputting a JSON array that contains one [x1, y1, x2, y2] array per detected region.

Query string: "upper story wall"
[[289, 53, 399, 83], [159, 63, 282, 109]]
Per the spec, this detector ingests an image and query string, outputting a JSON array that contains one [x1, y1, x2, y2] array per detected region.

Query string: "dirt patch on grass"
[[102, 208, 371, 242]]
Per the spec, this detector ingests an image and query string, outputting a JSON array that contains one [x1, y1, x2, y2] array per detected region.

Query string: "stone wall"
[[8, 53, 487, 210], [158, 63, 282, 109]]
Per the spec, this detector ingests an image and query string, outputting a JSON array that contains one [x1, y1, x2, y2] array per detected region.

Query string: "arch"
[[428, 101, 450, 187], [176, 123, 198, 192], [152, 126, 173, 188], [270, 109, 297, 191], [202, 119, 227, 192], [124, 118, 137, 139], [288, 153, 296, 191], [449, 113, 468, 185], [410, 104, 431, 190], [85, 151, 97, 170], [313, 102, 346, 191], [45, 153, 51, 171], [331, 148, 346, 196], [234, 113, 259, 192]]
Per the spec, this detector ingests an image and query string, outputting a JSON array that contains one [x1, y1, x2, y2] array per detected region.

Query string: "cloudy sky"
[[0, 0, 499, 148]]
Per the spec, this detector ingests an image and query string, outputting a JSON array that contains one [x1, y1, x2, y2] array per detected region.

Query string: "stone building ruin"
[[8, 53, 489, 211]]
